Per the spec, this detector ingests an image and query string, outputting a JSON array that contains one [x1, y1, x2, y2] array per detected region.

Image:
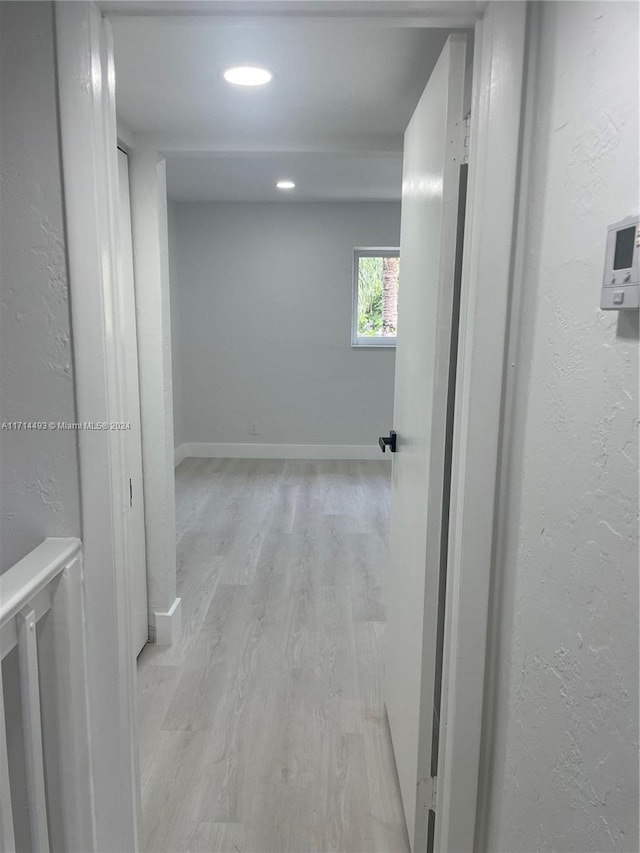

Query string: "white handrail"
[[0, 538, 81, 629], [0, 537, 83, 853]]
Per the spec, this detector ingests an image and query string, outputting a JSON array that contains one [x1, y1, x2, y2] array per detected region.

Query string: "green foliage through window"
[[357, 254, 400, 338]]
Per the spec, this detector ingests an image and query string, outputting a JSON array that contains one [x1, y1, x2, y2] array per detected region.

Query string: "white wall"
[[172, 201, 399, 451], [0, 0, 81, 572], [168, 199, 185, 450], [0, 4, 81, 848], [483, 3, 639, 851]]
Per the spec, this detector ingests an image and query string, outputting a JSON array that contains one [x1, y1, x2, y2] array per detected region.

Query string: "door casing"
[[116, 147, 148, 658], [55, 3, 527, 851], [55, 6, 141, 851]]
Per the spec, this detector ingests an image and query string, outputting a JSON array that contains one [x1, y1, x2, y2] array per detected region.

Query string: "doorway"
[[109, 14, 473, 850], [55, 3, 518, 848]]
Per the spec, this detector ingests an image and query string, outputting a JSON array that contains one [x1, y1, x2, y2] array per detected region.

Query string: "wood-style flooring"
[[137, 458, 409, 853]]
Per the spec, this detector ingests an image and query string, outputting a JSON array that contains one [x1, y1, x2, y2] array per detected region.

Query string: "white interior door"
[[384, 34, 466, 853], [117, 147, 148, 657]]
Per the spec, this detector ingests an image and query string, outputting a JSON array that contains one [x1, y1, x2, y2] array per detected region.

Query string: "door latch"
[[378, 430, 397, 453]]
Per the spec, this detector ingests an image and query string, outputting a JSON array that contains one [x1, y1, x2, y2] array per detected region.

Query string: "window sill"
[[351, 339, 397, 349]]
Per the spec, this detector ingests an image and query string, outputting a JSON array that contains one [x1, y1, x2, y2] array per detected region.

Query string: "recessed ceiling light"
[[276, 180, 295, 190], [223, 66, 272, 87]]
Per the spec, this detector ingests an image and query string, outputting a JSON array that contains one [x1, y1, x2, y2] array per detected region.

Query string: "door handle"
[[378, 430, 397, 453]]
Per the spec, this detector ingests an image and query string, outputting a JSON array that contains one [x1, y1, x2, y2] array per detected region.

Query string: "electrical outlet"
[[249, 421, 259, 436]]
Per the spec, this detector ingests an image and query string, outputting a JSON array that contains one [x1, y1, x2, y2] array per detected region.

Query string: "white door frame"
[[116, 146, 149, 657], [56, 5, 141, 851], [55, 2, 526, 850], [436, 4, 527, 851]]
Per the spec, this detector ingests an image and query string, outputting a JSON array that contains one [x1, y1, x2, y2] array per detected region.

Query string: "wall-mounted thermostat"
[[601, 215, 639, 310]]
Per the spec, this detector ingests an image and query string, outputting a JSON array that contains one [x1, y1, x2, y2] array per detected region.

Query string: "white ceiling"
[[165, 153, 402, 201], [111, 16, 458, 201]]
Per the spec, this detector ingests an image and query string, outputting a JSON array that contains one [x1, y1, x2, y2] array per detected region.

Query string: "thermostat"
[[601, 215, 639, 310]]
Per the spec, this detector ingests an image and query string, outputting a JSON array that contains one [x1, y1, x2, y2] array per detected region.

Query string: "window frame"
[[351, 247, 400, 348]]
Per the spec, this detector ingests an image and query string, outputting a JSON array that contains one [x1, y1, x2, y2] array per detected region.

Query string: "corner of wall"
[[150, 597, 182, 646]]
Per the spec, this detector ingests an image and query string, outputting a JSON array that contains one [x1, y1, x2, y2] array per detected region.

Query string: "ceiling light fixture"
[[222, 66, 272, 87], [276, 180, 295, 190]]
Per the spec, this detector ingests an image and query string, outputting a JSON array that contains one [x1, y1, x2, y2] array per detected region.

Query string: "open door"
[[384, 34, 466, 853], [117, 147, 148, 657]]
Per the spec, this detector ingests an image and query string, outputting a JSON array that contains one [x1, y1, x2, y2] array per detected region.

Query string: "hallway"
[[136, 458, 409, 853]]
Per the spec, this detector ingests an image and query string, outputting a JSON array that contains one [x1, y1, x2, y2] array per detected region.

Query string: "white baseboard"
[[174, 443, 189, 467], [181, 441, 387, 461], [152, 597, 182, 646]]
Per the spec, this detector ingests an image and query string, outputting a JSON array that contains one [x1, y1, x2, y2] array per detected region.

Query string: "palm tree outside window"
[[352, 248, 400, 347]]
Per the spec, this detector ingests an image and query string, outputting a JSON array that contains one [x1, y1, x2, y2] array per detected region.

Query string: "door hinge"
[[418, 775, 438, 814], [463, 112, 471, 164], [430, 775, 437, 811]]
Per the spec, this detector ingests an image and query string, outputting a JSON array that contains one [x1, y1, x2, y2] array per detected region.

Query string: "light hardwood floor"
[[137, 458, 409, 853]]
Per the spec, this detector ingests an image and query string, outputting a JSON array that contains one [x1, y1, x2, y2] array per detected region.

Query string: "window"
[[352, 248, 400, 347]]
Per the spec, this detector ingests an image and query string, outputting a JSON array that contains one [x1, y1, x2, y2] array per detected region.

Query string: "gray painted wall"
[[484, 3, 639, 850], [0, 0, 80, 572], [171, 201, 399, 448]]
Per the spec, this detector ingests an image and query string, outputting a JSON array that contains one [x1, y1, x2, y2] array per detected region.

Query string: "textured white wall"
[[0, 4, 81, 848], [168, 200, 184, 450], [0, 0, 80, 571], [484, 4, 639, 851], [172, 202, 399, 449]]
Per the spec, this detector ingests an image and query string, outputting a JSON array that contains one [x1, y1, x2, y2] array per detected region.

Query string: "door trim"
[[56, 5, 141, 851], [116, 147, 149, 657], [435, 4, 528, 852]]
